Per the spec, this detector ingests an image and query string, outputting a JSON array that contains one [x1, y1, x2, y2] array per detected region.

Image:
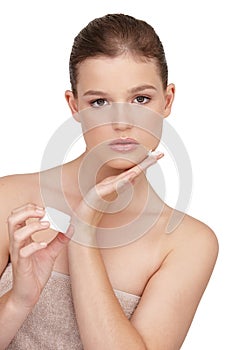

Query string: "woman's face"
[[66, 54, 175, 170]]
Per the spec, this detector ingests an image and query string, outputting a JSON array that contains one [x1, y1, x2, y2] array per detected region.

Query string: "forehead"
[[77, 55, 163, 94]]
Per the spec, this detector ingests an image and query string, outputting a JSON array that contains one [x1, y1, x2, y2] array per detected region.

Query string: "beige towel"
[[0, 264, 140, 349]]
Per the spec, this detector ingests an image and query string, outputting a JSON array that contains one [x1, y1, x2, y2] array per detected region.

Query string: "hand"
[[7, 203, 72, 308], [71, 151, 164, 239]]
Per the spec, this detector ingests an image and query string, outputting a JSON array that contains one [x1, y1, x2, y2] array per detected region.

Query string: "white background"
[[0, 0, 232, 348]]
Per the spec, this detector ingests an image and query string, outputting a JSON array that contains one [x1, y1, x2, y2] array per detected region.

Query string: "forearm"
[[69, 243, 146, 350], [0, 290, 32, 349]]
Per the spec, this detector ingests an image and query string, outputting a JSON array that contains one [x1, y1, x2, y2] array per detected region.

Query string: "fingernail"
[[148, 149, 163, 157], [39, 242, 47, 247], [40, 221, 50, 227], [36, 209, 45, 215]]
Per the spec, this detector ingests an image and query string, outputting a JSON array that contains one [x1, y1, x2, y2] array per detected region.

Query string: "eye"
[[133, 96, 151, 104], [90, 98, 108, 108]]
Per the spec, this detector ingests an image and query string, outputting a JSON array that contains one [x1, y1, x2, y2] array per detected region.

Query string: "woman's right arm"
[[0, 177, 71, 349], [0, 290, 35, 349]]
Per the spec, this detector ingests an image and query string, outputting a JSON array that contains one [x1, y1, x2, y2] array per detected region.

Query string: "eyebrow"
[[128, 84, 158, 94], [82, 84, 158, 97], [83, 90, 108, 97]]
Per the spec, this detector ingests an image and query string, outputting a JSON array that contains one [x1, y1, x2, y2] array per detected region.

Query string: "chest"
[[53, 222, 166, 297]]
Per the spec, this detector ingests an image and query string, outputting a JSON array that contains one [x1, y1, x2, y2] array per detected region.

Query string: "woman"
[[0, 14, 218, 349]]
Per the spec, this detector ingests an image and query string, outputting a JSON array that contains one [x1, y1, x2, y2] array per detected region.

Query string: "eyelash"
[[90, 95, 151, 108], [90, 99, 108, 108], [133, 96, 151, 104]]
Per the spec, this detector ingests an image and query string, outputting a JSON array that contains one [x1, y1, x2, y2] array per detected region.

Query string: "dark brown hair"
[[69, 14, 168, 97]]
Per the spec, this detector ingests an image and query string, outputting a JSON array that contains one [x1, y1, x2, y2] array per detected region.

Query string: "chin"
[[105, 158, 139, 170]]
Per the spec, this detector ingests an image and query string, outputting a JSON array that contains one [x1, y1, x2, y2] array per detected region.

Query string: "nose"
[[111, 103, 133, 131], [112, 121, 132, 131]]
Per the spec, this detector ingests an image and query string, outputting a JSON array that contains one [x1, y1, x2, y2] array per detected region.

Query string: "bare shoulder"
[[0, 172, 40, 275], [0, 172, 41, 210], [153, 205, 219, 267], [172, 210, 219, 260], [159, 207, 219, 279]]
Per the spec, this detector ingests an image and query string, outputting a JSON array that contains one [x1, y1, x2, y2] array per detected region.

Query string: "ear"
[[65, 90, 80, 122], [163, 83, 175, 118]]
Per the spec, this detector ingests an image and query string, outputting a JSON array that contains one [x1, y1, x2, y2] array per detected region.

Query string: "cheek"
[[138, 129, 161, 151], [83, 127, 111, 148], [132, 109, 163, 145], [150, 99, 166, 116]]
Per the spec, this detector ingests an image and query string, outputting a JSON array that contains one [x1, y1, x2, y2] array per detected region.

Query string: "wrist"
[[8, 289, 38, 311], [71, 221, 97, 247]]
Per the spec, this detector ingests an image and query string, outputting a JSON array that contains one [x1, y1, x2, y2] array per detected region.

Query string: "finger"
[[10, 221, 50, 262], [92, 176, 131, 201], [19, 241, 48, 258], [119, 151, 164, 180], [104, 151, 164, 191], [8, 204, 46, 232], [136, 151, 164, 172], [13, 220, 50, 243], [10, 202, 44, 215], [45, 226, 74, 260]]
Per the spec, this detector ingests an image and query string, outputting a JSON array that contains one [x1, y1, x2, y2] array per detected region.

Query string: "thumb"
[[46, 225, 74, 259]]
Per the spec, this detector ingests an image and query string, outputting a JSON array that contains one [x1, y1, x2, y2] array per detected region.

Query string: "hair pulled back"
[[69, 14, 168, 96]]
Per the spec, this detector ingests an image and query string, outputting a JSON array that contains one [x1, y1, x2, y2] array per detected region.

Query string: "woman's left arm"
[[68, 223, 218, 350], [68, 241, 147, 350]]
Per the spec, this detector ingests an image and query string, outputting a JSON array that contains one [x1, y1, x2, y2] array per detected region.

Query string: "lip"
[[109, 138, 139, 153], [109, 138, 139, 145]]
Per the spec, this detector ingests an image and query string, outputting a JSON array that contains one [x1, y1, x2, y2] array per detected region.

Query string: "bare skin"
[[0, 54, 218, 349]]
